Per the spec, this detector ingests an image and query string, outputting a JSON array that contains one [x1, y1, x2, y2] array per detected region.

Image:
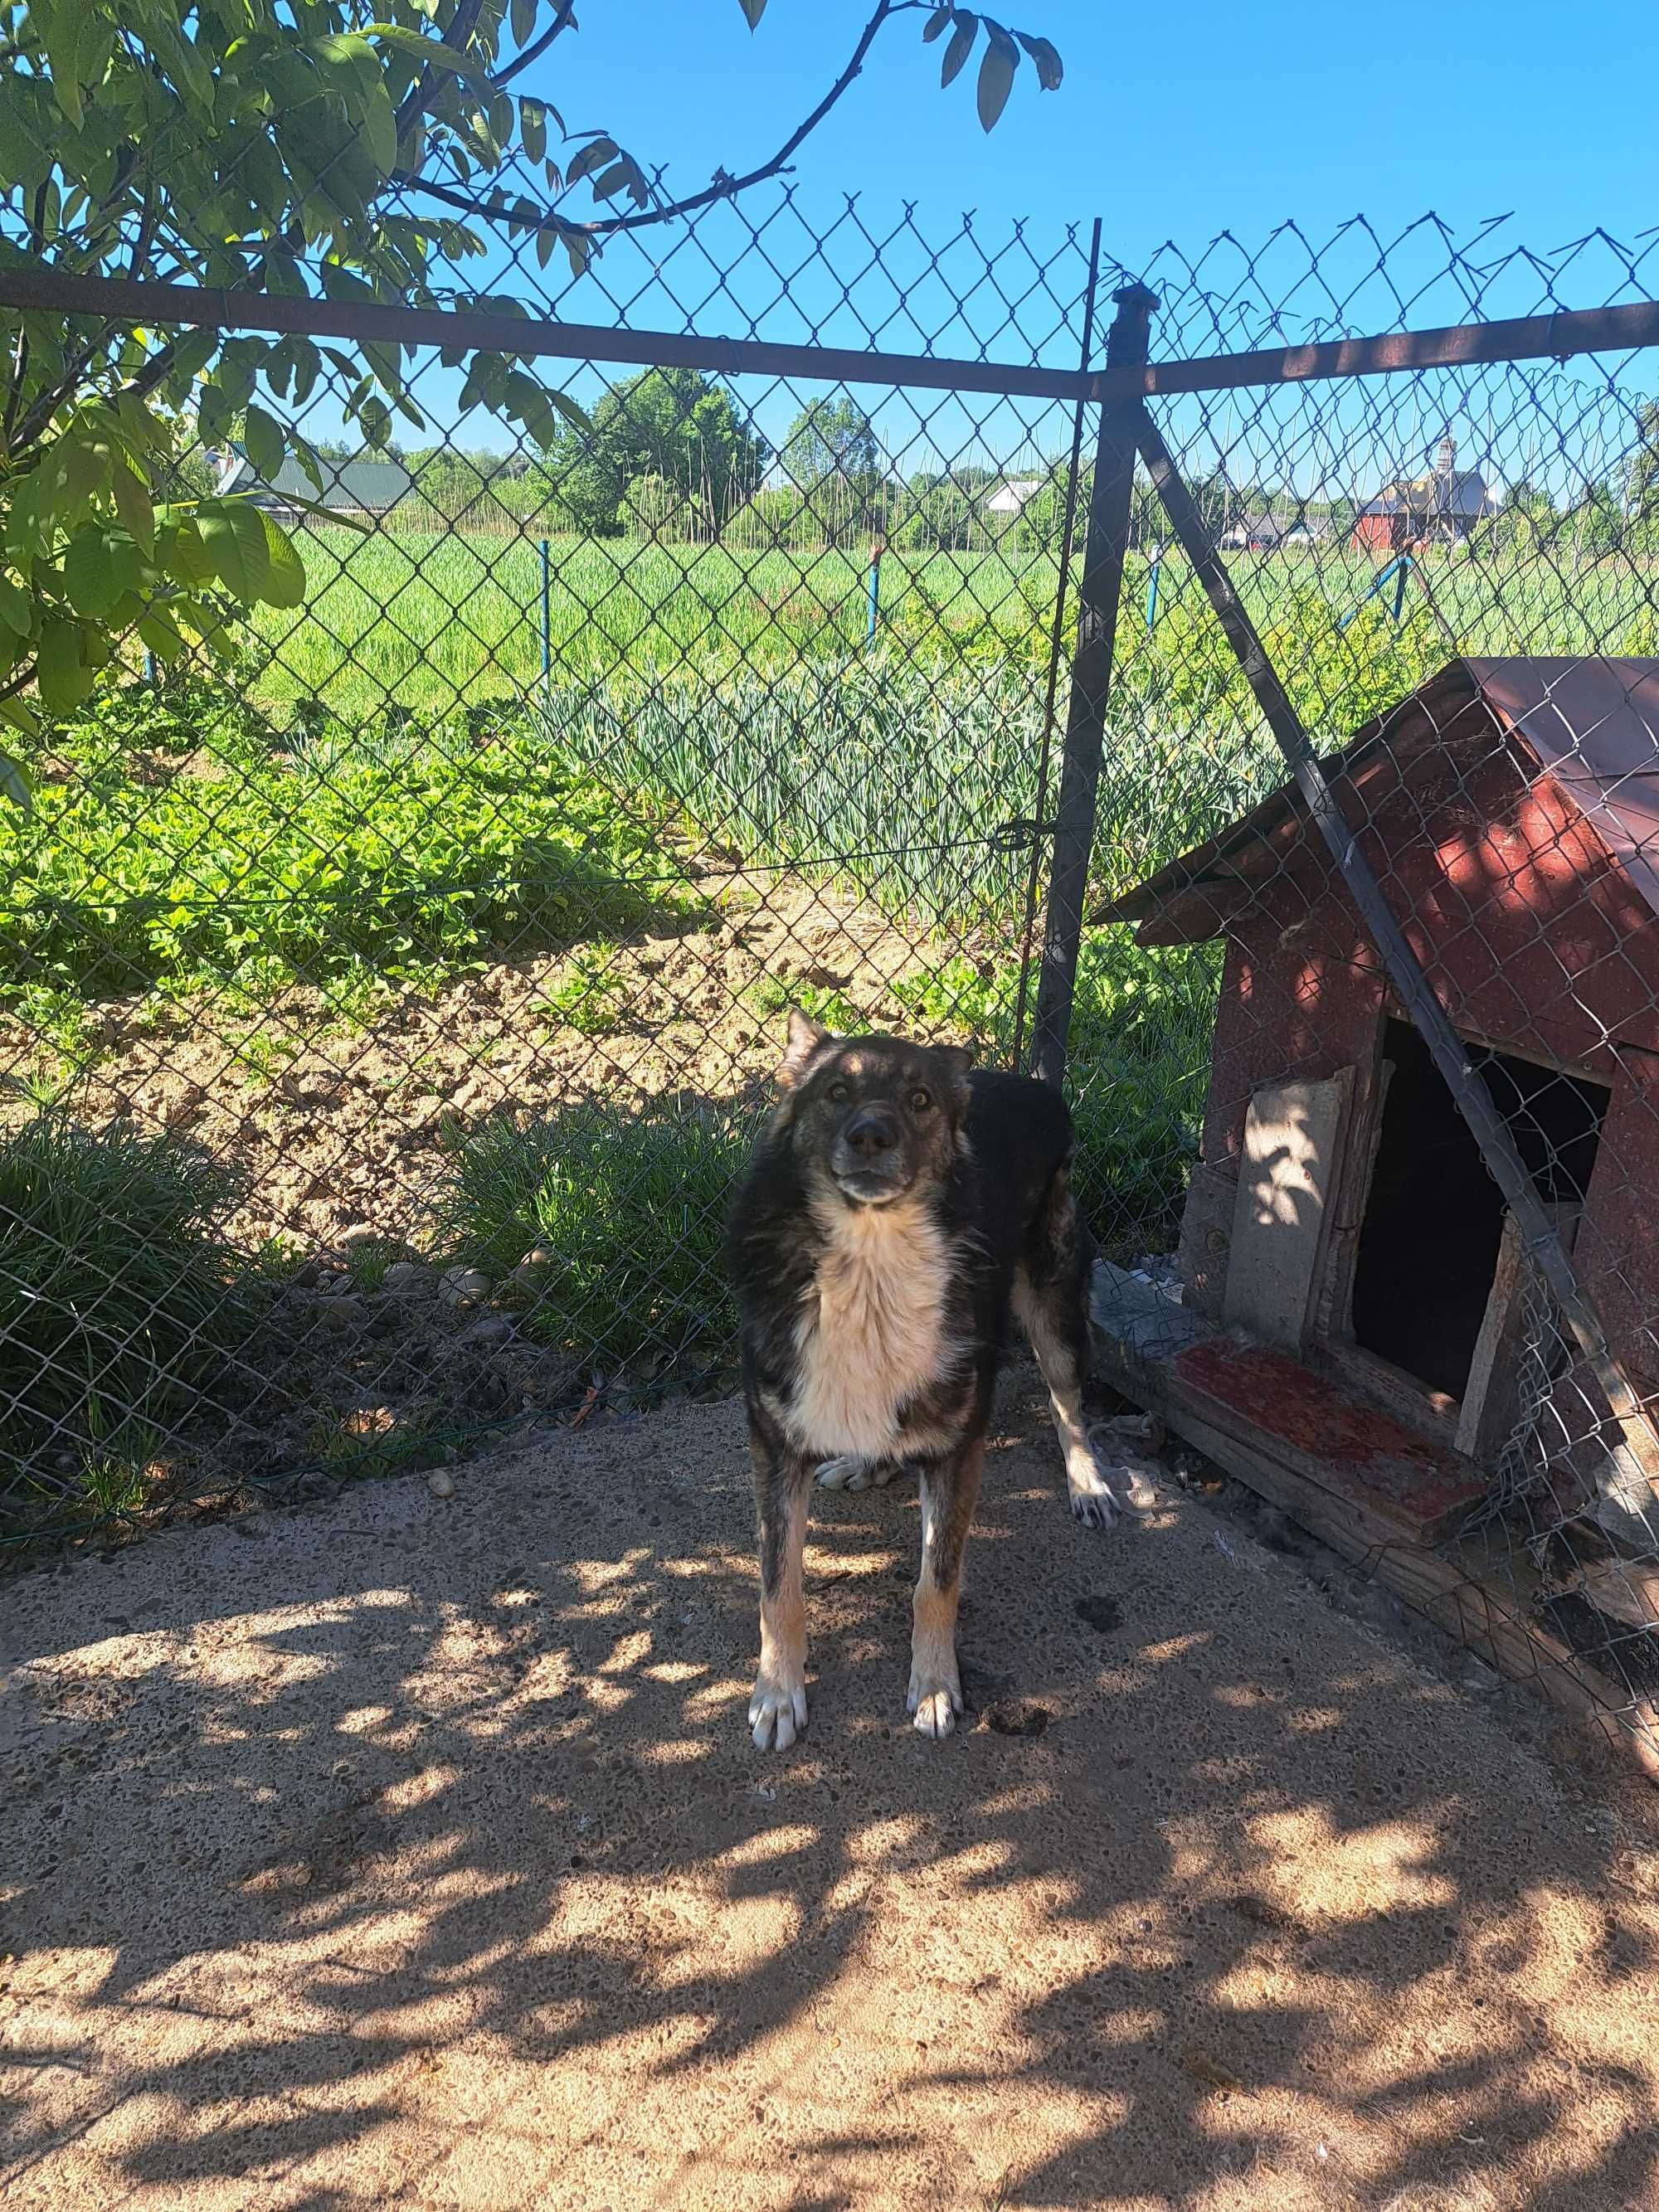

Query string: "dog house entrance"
[[1350, 1018, 1608, 1402]]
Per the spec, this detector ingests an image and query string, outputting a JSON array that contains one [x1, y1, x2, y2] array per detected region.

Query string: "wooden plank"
[[1455, 1205, 1581, 1463], [1224, 1069, 1354, 1353], [1170, 1336, 1486, 1540], [1131, 1367, 1659, 1783]]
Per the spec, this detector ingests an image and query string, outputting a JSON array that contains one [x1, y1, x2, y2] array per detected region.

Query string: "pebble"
[[426, 1469, 456, 1500], [382, 1261, 436, 1296], [438, 1266, 492, 1308]]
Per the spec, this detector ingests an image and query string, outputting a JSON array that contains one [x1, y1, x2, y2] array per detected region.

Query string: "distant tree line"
[[286, 373, 1659, 560]]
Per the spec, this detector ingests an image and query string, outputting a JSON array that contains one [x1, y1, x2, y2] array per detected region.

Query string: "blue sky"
[[540, 0, 1653, 278], [327, 0, 1657, 485]]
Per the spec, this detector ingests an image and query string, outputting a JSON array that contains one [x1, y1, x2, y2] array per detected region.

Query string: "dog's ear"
[[934, 1042, 974, 1110], [776, 1008, 834, 1091]]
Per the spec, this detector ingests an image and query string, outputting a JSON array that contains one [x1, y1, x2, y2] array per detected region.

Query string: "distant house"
[[211, 450, 415, 527], [986, 476, 1045, 517], [1220, 512, 1292, 551], [1352, 435, 1494, 552]]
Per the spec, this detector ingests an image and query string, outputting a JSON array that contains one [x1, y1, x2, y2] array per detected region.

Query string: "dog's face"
[[773, 1011, 972, 1208]]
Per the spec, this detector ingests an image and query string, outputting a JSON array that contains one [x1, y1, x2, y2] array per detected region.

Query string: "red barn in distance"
[[1094, 659, 1659, 1753], [1351, 435, 1495, 552]]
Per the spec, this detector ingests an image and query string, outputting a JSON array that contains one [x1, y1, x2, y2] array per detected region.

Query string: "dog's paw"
[[748, 1670, 808, 1752], [1067, 1456, 1123, 1532], [907, 1667, 963, 1740], [815, 1456, 864, 1491], [816, 1456, 914, 1493]]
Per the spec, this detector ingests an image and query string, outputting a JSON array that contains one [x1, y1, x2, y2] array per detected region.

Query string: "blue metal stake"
[[144, 649, 157, 685], [865, 537, 883, 649], [1145, 549, 1160, 632], [1392, 551, 1410, 624], [1336, 552, 1405, 634], [539, 537, 552, 683]]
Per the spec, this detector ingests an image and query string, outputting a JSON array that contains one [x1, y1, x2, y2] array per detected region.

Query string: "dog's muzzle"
[[830, 1105, 911, 1203]]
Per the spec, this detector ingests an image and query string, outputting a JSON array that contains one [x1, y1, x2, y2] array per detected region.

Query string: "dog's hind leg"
[[908, 1433, 985, 1738], [1014, 1162, 1145, 1530], [748, 1423, 814, 1752]]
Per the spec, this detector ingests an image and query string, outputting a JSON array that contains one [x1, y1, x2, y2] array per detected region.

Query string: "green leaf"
[[36, 618, 95, 712], [976, 22, 1018, 130], [922, 6, 953, 39], [359, 396, 392, 450], [510, 0, 538, 48], [592, 161, 630, 202], [565, 137, 617, 187], [196, 500, 273, 603], [244, 403, 286, 480], [0, 750, 31, 814], [111, 462, 155, 551], [64, 527, 116, 619], [1014, 31, 1063, 89], [137, 613, 187, 664], [737, 0, 767, 25], [941, 11, 977, 87], [362, 80, 398, 173], [362, 22, 494, 89], [260, 514, 307, 609], [0, 572, 32, 638], [547, 389, 590, 430], [565, 231, 591, 279], [519, 96, 546, 165]]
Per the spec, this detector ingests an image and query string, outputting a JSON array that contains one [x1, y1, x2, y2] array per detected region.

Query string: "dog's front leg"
[[748, 1423, 813, 1752], [908, 1433, 985, 1740]]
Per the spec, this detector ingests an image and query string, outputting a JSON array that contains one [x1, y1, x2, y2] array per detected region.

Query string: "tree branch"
[[402, 0, 902, 243], [489, 0, 579, 95], [393, 0, 489, 143]]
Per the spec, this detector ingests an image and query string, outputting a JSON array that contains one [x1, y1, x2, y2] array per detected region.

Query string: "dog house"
[[1092, 658, 1659, 1761]]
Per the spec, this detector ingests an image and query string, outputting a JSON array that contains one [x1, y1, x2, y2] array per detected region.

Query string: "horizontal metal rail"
[[1096, 298, 1659, 399], [0, 268, 1091, 403], [2, 269, 1656, 401]]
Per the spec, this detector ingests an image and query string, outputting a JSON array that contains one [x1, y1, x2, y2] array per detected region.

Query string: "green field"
[[245, 523, 1659, 718]]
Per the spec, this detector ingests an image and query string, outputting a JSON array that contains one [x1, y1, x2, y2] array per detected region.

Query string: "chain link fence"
[[4, 195, 1659, 1772]]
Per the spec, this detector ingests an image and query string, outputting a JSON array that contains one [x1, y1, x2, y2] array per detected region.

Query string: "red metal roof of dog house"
[[1103, 656, 1659, 1452], [1108, 658, 1659, 1073]]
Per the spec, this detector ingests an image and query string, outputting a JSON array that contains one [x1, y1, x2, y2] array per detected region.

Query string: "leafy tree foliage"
[[0, 0, 1062, 802]]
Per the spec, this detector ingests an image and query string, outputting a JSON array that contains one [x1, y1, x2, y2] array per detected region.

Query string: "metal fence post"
[[539, 537, 552, 682], [1029, 282, 1158, 1090]]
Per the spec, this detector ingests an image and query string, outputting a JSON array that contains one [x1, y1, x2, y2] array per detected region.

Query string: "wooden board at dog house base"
[[1103, 655, 1659, 1543]]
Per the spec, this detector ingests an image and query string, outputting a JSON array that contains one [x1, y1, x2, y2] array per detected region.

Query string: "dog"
[[727, 1010, 1139, 1752]]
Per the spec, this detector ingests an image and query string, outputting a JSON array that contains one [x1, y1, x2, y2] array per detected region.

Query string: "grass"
[[1, 679, 681, 1005], [434, 1101, 762, 1373], [0, 1116, 258, 1510]]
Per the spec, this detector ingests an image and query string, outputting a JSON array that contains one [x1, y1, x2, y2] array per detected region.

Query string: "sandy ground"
[[5, 1380, 1659, 2212]]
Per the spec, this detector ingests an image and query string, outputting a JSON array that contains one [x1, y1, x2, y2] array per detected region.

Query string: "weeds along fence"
[[4, 196, 1659, 1764]]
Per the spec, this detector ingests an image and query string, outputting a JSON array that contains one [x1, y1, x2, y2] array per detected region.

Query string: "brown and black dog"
[[727, 1012, 1137, 1750]]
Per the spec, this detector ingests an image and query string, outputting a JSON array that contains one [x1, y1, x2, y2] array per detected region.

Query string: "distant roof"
[[986, 477, 1044, 510], [218, 453, 413, 509], [1107, 658, 1659, 939], [1360, 468, 1490, 519]]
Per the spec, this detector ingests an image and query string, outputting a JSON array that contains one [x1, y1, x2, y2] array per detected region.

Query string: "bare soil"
[[3, 872, 961, 1257], [5, 1384, 1659, 2210]]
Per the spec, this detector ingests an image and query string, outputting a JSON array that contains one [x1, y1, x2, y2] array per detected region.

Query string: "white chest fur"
[[785, 1197, 958, 1460]]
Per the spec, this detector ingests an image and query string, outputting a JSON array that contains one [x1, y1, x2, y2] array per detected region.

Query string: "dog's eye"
[[826, 1079, 850, 1104], [910, 1089, 932, 1113]]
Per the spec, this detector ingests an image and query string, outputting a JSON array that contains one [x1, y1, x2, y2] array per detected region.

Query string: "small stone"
[[460, 1316, 513, 1348], [382, 1261, 435, 1297], [426, 1468, 456, 1500], [438, 1266, 491, 1308]]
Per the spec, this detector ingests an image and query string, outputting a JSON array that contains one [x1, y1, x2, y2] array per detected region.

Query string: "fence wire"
[[4, 196, 1659, 1775]]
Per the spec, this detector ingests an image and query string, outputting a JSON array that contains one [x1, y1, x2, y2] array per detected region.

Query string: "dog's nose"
[[844, 1107, 899, 1158]]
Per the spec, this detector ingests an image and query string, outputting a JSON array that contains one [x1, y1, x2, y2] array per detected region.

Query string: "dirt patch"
[[3, 1385, 1658, 2210], [3, 869, 978, 1257]]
